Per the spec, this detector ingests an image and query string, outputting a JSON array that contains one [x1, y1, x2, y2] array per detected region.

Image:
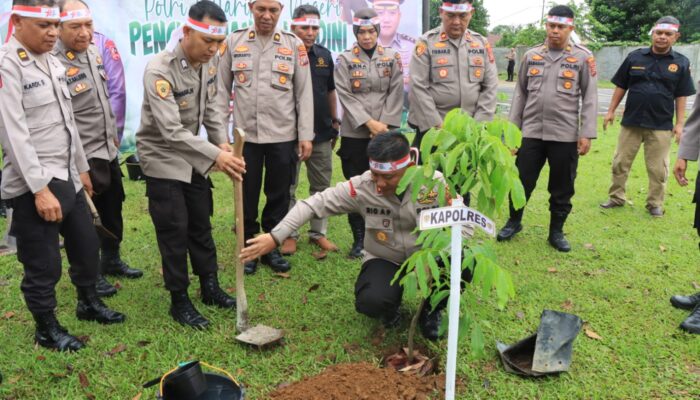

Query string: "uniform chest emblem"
[[278, 63, 290, 72], [352, 58, 362, 64], [473, 57, 483, 66], [279, 75, 287, 84], [353, 47, 360, 55], [668, 64, 678, 73], [434, 42, 447, 48], [237, 73, 247, 83], [529, 68, 541, 75], [563, 81, 573, 89], [74, 82, 88, 93], [566, 57, 578, 63], [317, 57, 327, 66], [440, 32, 447, 41], [383, 219, 391, 228], [415, 42, 426, 56], [438, 68, 448, 78], [436, 57, 448, 65], [235, 46, 249, 53], [273, 33, 281, 42], [376, 231, 388, 242], [562, 70, 575, 79], [587, 56, 597, 77], [96, 56, 102, 65], [248, 31, 256, 40], [209, 66, 216, 76], [236, 62, 248, 69], [474, 69, 482, 78], [65, 51, 75, 60], [352, 70, 365, 78], [352, 80, 361, 88], [470, 42, 480, 48], [532, 55, 543, 61], [155, 79, 171, 99], [278, 47, 293, 56], [179, 100, 188, 108], [219, 43, 227, 56], [66, 67, 80, 77]]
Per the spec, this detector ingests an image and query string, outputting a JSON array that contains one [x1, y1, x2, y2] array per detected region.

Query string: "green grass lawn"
[[1, 118, 699, 399]]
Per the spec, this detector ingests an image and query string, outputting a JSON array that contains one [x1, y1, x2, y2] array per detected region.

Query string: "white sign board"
[[419, 205, 496, 237]]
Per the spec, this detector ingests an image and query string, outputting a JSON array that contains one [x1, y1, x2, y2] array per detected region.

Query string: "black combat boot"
[[170, 291, 209, 329], [76, 285, 126, 324], [261, 249, 291, 272], [95, 274, 117, 297], [419, 305, 443, 341], [497, 208, 523, 242], [32, 311, 84, 352], [671, 292, 700, 310], [347, 213, 365, 259], [381, 308, 402, 329], [101, 245, 143, 279], [244, 259, 258, 275], [548, 212, 571, 252], [680, 303, 700, 334], [200, 272, 236, 309]]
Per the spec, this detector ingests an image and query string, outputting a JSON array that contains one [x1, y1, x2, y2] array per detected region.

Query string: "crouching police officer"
[[55, 0, 142, 299], [241, 133, 459, 340], [136, 1, 246, 329], [0, 0, 125, 352]]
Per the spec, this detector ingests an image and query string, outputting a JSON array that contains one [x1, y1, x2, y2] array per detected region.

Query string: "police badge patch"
[[155, 79, 171, 99]]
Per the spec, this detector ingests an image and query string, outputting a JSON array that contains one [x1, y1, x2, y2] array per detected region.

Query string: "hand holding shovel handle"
[[233, 128, 250, 333]]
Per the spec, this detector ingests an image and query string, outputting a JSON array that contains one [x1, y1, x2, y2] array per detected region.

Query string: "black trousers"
[[354, 258, 472, 320], [337, 137, 370, 180], [9, 179, 98, 313], [509, 138, 578, 218], [90, 158, 125, 252], [507, 60, 515, 81], [146, 174, 217, 292], [242, 141, 298, 240]]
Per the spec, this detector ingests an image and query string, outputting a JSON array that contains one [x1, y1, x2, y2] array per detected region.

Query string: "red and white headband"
[[546, 15, 574, 26], [292, 17, 320, 27], [369, 154, 412, 172], [186, 17, 226, 36], [650, 23, 679, 33], [60, 9, 92, 22], [353, 17, 381, 26], [11, 5, 60, 20], [441, 2, 473, 13]]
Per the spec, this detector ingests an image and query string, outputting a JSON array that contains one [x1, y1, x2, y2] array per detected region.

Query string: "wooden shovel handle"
[[233, 128, 249, 332]]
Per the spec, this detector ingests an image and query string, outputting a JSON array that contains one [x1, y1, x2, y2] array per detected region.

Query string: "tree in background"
[[587, 0, 695, 42], [429, 0, 489, 35], [494, 24, 545, 48]]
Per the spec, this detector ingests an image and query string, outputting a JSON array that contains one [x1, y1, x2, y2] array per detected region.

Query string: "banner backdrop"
[[0, 0, 422, 151]]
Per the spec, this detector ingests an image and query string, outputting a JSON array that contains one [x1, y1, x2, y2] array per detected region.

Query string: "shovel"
[[231, 128, 284, 347], [84, 191, 118, 240]]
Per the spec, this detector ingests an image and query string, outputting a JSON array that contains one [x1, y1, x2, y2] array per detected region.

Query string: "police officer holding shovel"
[[240, 133, 450, 340], [0, 0, 125, 351], [54, 0, 142, 298], [136, 1, 245, 329]]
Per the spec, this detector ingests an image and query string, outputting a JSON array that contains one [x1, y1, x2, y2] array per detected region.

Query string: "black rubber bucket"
[[125, 154, 145, 181], [153, 362, 244, 400]]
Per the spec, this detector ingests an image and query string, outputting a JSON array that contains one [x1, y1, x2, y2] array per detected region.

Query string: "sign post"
[[418, 199, 495, 400]]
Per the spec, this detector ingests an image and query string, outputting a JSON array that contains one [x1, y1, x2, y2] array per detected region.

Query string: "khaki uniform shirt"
[[217, 27, 314, 144], [53, 41, 118, 162], [135, 42, 226, 183], [0, 36, 89, 199], [510, 42, 598, 142], [335, 44, 404, 139], [408, 27, 498, 132], [271, 170, 444, 265], [679, 87, 700, 161], [381, 32, 416, 91]]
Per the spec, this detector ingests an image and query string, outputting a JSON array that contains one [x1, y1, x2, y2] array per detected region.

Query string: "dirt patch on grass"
[[268, 362, 446, 400]]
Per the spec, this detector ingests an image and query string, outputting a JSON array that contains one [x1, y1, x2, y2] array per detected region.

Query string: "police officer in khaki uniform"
[[54, 0, 142, 299], [0, 0, 125, 352], [136, 1, 245, 329], [335, 8, 404, 259], [368, 0, 415, 94], [217, 0, 314, 275], [241, 133, 450, 340], [670, 86, 700, 334], [497, 5, 598, 252], [409, 0, 498, 148]]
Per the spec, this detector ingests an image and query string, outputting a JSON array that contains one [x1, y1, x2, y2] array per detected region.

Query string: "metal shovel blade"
[[235, 324, 285, 347]]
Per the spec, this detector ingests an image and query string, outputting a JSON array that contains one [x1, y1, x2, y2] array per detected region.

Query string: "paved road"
[[496, 81, 696, 115]]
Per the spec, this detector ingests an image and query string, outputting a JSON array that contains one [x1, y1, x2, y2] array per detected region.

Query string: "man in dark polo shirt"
[[283, 4, 341, 255], [601, 16, 695, 217]]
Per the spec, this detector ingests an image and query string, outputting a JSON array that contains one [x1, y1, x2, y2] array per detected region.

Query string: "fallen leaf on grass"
[[132, 393, 142, 400], [113, 281, 122, 290], [583, 243, 595, 251], [547, 267, 558, 273], [312, 251, 327, 260], [301, 295, 308, 305], [79, 372, 89, 388], [225, 287, 236, 294], [584, 328, 602, 340], [561, 300, 574, 311], [274, 272, 291, 279], [106, 343, 127, 356], [258, 293, 266, 301], [0, 280, 9, 286], [515, 311, 524, 320], [4, 311, 15, 319], [308, 284, 320, 292], [77, 335, 91, 344], [692, 282, 700, 290], [37, 355, 45, 361], [659, 245, 667, 253]]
